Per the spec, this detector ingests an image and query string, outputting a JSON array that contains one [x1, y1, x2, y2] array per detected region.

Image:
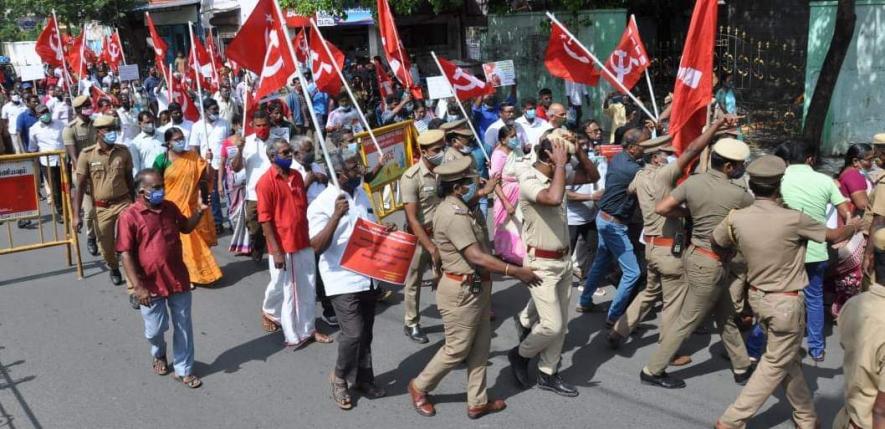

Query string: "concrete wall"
[[805, 0, 885, 155], [480, 10, 627, 123]]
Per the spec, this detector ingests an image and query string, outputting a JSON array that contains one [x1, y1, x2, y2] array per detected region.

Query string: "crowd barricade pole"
[[0, 150, 84, 279]]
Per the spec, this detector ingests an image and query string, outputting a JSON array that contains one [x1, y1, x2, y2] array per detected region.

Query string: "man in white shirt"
[[483, 101, 526, 150], [230, 110, 273, 260], [565, 80, 588, 127], [213, 84, 239, 127], [190, 98, 232, 233], [116, 94, 140, 146], [308, 148, 385, 407], [326, 93, 363, 133], [28, 104, 66, 218], [514, 98, 552, 153], [292, 136, 328, 205], [129, 111, 165, 176], [158, 102, 193, 143], [2, 93, 28, 153], [47, 91, 71, 123]]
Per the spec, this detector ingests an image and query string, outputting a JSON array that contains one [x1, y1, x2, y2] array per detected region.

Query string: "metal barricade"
[[0, 150, 84, 278]]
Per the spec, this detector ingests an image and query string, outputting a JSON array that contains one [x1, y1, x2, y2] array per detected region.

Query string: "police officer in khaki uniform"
[[64, 95, 99, 256], [72, 115, 135, 286], [399, 129, 445, 343], [711, 155, 860, 429], [439, 119, 474, 162], [835, 227, 885, 429], [861, 133, 885, 287], [641, 138, 755, 389], [408, 156, 539, 420], [609, 117, 737, 361], [507, 129, 598, 398]]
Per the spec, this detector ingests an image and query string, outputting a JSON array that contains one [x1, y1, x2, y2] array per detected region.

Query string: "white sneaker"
[[593, 288, 606, 297]]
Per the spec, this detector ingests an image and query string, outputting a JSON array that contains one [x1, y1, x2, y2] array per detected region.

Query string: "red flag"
[[36, 16, 65, 67], [145, 12, 168, 69], [292, 29, 309, 64], [436, 55, 493, 100], [102, 32, 124, 71], [374, 58, 394, 100], [90, 85, 118, 111], [603, 16, 650, 93], [669, 0, 718, 155], [65, 33, 87, 78], [308, 28, 345, 96], [254, 17, 296, 102], [376, 0, 421, 99], [544, 22, 600, 86], [206, 31, 224, 76], [189, 28, 216, 91], [225, 0, 277, 73], [170, 75, 200, 122]]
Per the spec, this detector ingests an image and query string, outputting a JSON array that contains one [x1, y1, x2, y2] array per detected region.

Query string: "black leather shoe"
[[110, 268, 124, 286], [129, 294, 141, 310], [87, 238, 99, 256], [507, 346, 530, 389], [640, 370, 686, 389], [537, 372, 579, 397], [404, 325, 429, 344], [733, 364, 755, 385], [607, 331, 623, 350], [513, 315, 530, 342]]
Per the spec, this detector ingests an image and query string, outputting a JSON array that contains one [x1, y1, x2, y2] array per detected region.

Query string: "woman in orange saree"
[[154, 126, 223, 285]]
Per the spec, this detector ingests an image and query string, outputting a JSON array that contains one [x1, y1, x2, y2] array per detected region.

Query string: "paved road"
[[0, 207, 847, 429]]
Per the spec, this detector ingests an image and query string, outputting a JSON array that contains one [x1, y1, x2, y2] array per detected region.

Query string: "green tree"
[[0, 0, 145, 42]]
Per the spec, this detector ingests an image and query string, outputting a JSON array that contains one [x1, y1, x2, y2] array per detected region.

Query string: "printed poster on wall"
[[482, 60, 515, 87]]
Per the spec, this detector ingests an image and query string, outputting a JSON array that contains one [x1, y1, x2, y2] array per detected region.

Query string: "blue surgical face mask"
[[39, 113, 51, 123], [461, 182, 477, 204], [506, 136, 520, 150], [274, 155, 293, 170], [457, 143, 473, 155], [207, 113, 218, 122], [524, 108, 536, 120], [171, 139, 188, 152], [425, 151, 444, 166], [146, 189, 164, 205], [102, 131, 117, 144]]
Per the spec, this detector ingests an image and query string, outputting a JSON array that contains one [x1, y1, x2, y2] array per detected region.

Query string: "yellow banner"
[[354, 120, 418, 219]]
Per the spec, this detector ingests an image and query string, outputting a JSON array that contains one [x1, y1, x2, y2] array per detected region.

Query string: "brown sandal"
[[330, 376, 352, 410], [262, 314, 280, 333], [173, 374, 203, 389], [313, 332, 333, 344], [152, 357, 169, 376]]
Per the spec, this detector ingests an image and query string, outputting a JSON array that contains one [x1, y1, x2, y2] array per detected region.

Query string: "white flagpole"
[[632, 15, 659, 121], [429, 51, 490, 162], [188, 22, 211, 159], [270, 0, 340, 189], [51, 10, 75, 100], [546, 11, 658, 122], [205, 27, 220, 92], [78, 23, 87, 92], [309, 18, 383, 156], [115, 28, 137, 95], [240, 73, 250, 138]]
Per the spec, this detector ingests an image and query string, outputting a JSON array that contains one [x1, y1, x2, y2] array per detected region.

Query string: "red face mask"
[[255, 126, 270, 141]]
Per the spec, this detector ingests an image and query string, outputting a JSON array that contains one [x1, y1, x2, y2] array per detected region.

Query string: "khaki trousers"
[[94, 200, 129, 269], [403, 244, 432, 327], [413, 276, 491, 407], [82, 193, 96, 239], [645, 247, 751, 375], [719, 290, 816, 428], [613, 244, 688, 340], [518, 254, 572, 375]]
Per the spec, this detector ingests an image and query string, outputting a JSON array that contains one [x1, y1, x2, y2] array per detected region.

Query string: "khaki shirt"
[[433, 195, 487, 275], [837, 283, 885, 428], [400, 160, 440, 228], [669, 169, 754, 249], [864, 175, 885, 230], [711, 199, 826, 292], [629, 162, 683, 237], [519, 166, 569, 251], [76, 144, 133, 201], [63, 116, 95, 155]]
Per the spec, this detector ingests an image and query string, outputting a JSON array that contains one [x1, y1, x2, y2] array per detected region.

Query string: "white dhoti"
[[263, 247, 316, 346]]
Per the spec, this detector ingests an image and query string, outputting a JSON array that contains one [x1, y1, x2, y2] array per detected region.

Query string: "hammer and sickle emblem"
[[610, 50, 641, 82], [559, 34, 590, 64], [451, 67, 484, 92], [261, 30, 283, 78], [310, 50, 332, 80], [49, 33, 63, 60]]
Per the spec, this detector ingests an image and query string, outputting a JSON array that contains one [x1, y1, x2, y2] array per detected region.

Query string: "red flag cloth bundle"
[[668, 0, 718, 155], [102, 32, 124, 72], [377, 0, 421, 99], [36, 16, 65, 67], [602, 17, 650, 93], [308, 27, 345, 96], [544, 21, 600, 86]]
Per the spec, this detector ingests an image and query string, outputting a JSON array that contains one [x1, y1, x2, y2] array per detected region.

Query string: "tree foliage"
[[278, 0, 626, 17], [0, 0, 145, 42]]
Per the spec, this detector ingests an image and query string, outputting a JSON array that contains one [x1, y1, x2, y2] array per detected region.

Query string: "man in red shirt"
[[258, 139, 333, 348], [116, 168, 208, 389]]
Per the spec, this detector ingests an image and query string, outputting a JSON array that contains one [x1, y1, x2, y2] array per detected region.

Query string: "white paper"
[[426, 75, 453, 100], [118, 64, 140, 82], [482, 60, 515, 87], [18, 64, 45, 82]]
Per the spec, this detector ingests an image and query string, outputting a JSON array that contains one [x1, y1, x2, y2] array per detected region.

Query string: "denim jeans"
[[210, 187, 224, 228], [745, 261, 827, 359], [579, 214, 641, 321], [140, 292, 194, 377]]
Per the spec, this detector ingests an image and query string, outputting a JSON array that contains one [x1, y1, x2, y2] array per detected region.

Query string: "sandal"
[[331, 376, 353, 410], [262, 314, 280, 333], [173, 374, 203, 389], [313, 332, 334, 344], [152, 356, 169, 376]]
